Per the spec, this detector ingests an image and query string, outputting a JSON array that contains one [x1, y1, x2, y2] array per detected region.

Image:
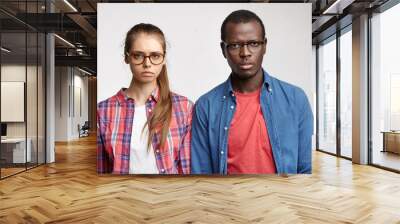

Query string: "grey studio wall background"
[[97, 3, 315, 148], [97, 3, 312, 103]]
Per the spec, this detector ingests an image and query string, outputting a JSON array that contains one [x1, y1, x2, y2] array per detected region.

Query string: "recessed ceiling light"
[[63, 0, 78, 12], [322, 0, 354, 15], [77, 67, 92, 76], [54, 34, 75, 48], [1, 47, 11, 53]]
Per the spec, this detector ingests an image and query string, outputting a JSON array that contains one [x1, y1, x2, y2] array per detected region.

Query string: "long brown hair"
[[124, 23, 172, 148]]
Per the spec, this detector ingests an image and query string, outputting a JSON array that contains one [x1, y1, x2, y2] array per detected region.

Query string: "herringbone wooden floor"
[[0, 135, 400, 224]]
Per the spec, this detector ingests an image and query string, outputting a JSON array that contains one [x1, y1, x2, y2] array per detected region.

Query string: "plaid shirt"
[[97, 88, 193, 174]]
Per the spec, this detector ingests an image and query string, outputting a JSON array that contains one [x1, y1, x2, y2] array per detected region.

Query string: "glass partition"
[[1, 30, 28, 177], [0, 1, 46, 179]]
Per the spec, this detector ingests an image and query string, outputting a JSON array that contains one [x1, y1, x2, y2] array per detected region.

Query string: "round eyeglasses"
[[127, 51, 165, 65]]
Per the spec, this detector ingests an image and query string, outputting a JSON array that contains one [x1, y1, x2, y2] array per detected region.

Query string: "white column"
[[46, 1, 55, 163], [352, 14, 369, 164]]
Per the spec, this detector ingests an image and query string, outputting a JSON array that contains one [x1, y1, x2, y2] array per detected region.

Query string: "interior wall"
[[54, 67, 89, 141], [1, 64, 40, 139], [72, 70, 89, 138], [55, 66, 69, 141]]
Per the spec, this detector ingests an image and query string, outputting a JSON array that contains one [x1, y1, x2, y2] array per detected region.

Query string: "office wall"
[[1, 63, 45, 167], [55, 67, 69, 141], [54, 67, 89, 141], [72, 72, 89, 138], [1, 65, 25, 141], [1, 65, 42, 139], [1, 82, 24, 122]]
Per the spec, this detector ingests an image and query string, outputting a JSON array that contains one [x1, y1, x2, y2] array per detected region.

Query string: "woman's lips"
[[141, 71, 154, 76]]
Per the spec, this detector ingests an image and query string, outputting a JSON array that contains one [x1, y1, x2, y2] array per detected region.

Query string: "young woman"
[[97, 23, 193, 174]]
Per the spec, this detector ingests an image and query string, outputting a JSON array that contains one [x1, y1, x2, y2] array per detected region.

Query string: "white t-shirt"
[[128, 105, 159, 174]]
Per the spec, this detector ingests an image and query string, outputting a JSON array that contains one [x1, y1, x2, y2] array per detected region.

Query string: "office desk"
[[1, 138, 32, 163], [382, 131, 400, 154]]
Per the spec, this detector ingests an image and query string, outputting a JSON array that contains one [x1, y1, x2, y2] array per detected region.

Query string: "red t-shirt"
[[227, 88, 276, 174]]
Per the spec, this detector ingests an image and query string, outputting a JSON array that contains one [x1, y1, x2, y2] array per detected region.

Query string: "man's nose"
[[239, 44, 251, 57]]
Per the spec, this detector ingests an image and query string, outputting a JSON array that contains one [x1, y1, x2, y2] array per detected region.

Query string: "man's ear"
[[220, 42, 227, 58]]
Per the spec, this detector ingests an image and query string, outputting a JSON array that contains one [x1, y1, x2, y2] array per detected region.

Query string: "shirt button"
[[161, 168, 165, 173], [156, 149, 160, 153], [221, 151, 224, 155], [231, 93, 235, 97], [148, 108, 152, 112], [230, 105, 234, 109], [223, 96, 226, 99], [224, 126, 228, 131]]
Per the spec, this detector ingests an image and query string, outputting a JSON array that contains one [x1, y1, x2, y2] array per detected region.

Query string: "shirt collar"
[[225, 68, 271, 94], [115, 86, 160, 105]]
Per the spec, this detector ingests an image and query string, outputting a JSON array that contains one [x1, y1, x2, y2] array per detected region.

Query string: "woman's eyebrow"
[[131, 50, 145, 54], [132, 50, 163, 54]]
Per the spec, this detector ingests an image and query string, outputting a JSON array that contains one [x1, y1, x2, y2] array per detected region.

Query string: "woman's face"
[[126, 33, 166, 84]]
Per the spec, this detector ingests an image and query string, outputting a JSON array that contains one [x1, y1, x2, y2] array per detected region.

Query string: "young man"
[[191, 10, 313, 174]]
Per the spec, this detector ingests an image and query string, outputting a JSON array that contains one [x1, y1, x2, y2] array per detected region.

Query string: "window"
[[340, 28, 352, 158], [318, 36, 337, 154], [370, 2, 400, 171]]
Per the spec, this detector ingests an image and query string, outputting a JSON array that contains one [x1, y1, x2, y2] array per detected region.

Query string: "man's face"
[[221, 20, 266, 80]]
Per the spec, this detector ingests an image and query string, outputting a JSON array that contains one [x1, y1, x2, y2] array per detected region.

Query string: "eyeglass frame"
[[126, 51, 166, 65], [221, 38, 267, 54]]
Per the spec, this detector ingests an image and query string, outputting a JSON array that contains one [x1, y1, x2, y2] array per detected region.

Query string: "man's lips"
[[239, 63, 253, 70]]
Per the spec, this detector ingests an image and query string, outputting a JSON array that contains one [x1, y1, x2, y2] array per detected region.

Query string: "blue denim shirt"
[[191, 69, 313, 174]]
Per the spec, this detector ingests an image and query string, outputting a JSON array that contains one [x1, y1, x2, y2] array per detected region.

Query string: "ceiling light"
[[1, 47, 11, 53], [77, 67, 92, 76], [54, 34, 75, 48], [322, 0, 355, 15], [63, 0, 78, 12]]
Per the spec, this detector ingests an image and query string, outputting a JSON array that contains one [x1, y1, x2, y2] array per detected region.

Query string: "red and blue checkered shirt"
[[97, 88, 193, 174]]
